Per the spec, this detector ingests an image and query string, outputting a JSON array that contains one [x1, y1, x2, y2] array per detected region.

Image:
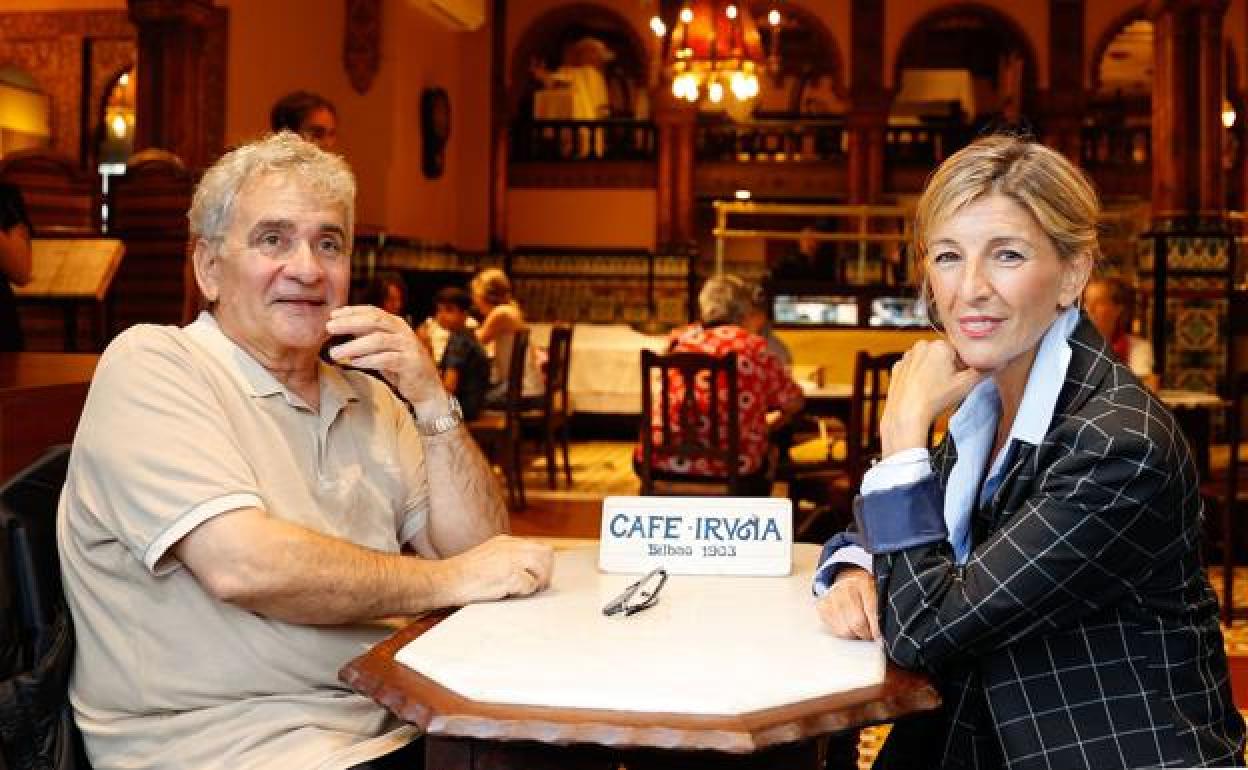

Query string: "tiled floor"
[[509, 440, 1248, 768]]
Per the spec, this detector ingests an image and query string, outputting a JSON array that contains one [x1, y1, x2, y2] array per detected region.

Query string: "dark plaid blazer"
[[866, 318, 1245, 769]]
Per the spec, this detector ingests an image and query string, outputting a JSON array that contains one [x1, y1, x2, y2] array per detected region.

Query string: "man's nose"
[[286, 239, 325, 281]]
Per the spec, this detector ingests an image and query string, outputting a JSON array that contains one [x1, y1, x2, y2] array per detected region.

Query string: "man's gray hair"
[[698, 274, 750, 325], [188, 131, 356, 242]]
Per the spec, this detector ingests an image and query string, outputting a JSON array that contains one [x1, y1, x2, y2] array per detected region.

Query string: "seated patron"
[[1083, 275, 1159, 391], [0, 182, 32, 351], [470, 268, 543, 407], [362, 270, 409, 321], [636, 275, 803, 495], [432, 286, 490, 421], [270, 89, 339, 152], [57, 133, 554, 770], [814, 136, 1244, 767], [741, 280, 792, 372]]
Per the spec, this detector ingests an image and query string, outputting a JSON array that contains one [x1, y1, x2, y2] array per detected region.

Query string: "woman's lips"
[[958, 316, 1002, 339]]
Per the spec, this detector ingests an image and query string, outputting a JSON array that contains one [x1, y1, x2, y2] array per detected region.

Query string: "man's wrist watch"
[[413, 395, 464, 436]]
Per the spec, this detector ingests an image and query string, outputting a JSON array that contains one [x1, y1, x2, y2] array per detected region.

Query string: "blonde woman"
[[814, 136, 1244, 768], [470, 268, 543, 406]]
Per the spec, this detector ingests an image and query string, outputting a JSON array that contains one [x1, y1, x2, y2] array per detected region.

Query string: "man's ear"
[[192, 238, 222, 304], [1059, 250, 1093, 309]]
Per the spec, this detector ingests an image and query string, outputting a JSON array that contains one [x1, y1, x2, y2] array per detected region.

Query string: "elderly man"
[[57, 133, 553, 769]]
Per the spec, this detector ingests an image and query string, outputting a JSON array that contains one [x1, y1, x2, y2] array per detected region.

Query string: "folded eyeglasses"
[[602, 567, 668, 617]]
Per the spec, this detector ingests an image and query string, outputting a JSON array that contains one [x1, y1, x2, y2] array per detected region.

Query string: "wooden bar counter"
[[0, 352, 98, 481]]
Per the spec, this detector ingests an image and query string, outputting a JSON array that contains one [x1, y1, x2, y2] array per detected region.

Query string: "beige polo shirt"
[[57, 314, 429, 770]]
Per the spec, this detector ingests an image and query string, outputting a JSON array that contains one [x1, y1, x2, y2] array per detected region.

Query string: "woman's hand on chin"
[[880, 339, 987, 456]]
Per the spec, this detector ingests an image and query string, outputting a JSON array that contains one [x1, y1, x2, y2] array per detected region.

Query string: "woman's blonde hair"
[[470, 267, 513, 307], [913, 135, 1101, 313]]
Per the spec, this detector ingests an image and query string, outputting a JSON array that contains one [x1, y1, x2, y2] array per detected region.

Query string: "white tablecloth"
[[530, 322, 670, 414], [394, 544, 884, 715]]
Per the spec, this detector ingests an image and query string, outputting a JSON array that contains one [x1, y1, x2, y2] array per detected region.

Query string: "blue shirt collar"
[[950, 305, 1079, 450]]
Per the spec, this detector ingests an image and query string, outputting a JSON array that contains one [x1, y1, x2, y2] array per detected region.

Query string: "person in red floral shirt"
[[636, 275, 804, 494]]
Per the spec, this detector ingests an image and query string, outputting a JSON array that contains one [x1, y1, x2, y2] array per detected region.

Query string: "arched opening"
[[510, 3, 649, 122], [892, 4, 1039, 131], [1084, 11, 1152, 200], [0, 65, 50, 157], [750, 1, 845, 118]]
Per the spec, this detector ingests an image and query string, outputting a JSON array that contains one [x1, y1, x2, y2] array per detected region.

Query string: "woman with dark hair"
[[0, 182, 32, 351], [362, 271, 408, 320]]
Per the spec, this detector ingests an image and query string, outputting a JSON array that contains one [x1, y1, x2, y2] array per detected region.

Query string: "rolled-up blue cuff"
[[811, 531, 866, 594], [853, 475, 947, 554]]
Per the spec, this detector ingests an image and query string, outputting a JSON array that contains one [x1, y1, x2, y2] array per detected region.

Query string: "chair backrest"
[[639, 349, 740, 494], [107, 150, 197, 333], [0, 150, 96, 236], [544, 323, 574, 420], [501, 329, 531, 427], [1229, 369, 1248, 505], [1, 444, 72, 661], [0, 444, 83, 770], [845, 350, 903, 490]]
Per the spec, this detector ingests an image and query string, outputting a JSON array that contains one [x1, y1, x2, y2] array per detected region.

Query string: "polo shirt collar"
[[185, 312, 361, 411]]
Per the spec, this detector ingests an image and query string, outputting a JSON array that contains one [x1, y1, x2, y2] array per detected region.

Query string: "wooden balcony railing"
[[509, 120, 658, 163], [695, 118, 848, 163], [1081, 124, 1151, 168]]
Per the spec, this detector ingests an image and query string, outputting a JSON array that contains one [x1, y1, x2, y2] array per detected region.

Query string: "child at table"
[[431, 287, 490, 421]]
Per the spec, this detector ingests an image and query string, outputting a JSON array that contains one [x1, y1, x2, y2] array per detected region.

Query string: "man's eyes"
[[318, 237, 345, 255], [251, 231, 344, 256]]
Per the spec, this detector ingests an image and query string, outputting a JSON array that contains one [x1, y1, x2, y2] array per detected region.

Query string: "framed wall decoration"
[[421, 87, 450, 179]]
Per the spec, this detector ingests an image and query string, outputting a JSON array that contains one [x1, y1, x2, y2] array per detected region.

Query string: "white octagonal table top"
[[394, 543, 885, 716]]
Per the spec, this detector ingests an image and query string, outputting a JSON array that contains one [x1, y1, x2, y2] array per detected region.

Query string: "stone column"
[[847, 0, 887, 203], [1040, 0, 1085, 162], [654, 93, 697, 251], [1150, 0, 1228, 214], [128, 0, 216, 168], [1143, 0, 1232, 392]]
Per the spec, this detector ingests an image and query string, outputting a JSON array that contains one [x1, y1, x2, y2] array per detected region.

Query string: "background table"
[[341, 543, 940, 769]]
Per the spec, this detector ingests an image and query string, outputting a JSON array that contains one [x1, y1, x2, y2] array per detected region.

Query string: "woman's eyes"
[[931, 249, 1026, 265]]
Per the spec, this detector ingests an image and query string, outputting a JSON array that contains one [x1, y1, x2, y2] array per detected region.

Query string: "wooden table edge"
[[340, 613, 941, 753]]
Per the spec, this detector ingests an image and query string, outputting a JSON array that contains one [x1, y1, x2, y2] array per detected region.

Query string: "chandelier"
[[650, 2, 781, 106]]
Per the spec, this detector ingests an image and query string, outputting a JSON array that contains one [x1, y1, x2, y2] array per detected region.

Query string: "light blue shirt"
[[815, 307, 1081, 588]]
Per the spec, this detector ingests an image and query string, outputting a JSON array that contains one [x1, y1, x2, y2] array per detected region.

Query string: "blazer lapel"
[[977, 315, 1114, 535]]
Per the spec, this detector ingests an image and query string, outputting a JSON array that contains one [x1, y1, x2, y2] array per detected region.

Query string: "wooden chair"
[[0, 444, 91, 769], [790, 350, 903, 542], [469, 329, 530, 511], [107, 149, 196, 334], [0, 150, 96, 236], [1203, 370, 1248, 625], [521, 323, 574, 489], [638, 349, 743, 495]]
